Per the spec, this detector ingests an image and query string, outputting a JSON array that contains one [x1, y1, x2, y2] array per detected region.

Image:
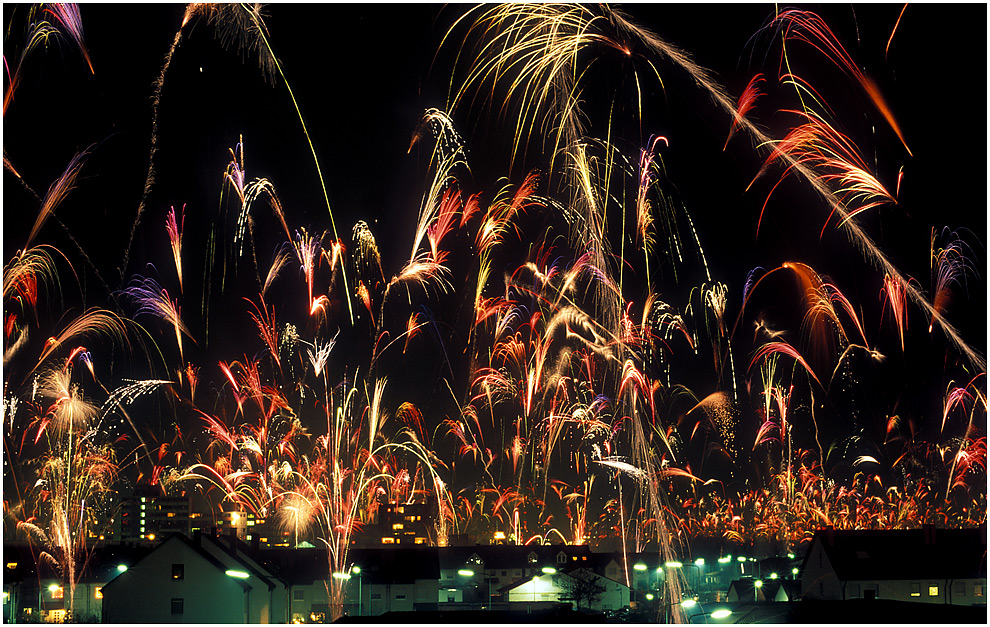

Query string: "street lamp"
[[754, 579, 763, 603], [351, 566, 362, 617], [226, 570, 252, 623]]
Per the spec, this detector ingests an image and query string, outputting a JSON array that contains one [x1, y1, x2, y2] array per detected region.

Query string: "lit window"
[[415, 537, 426, 544], [910, 583, 920, 597], [928, 585, 939, 597], [6, 563, 17, 570], [141, 498, 147, 503], [95, 588, 103, 599], [260, 538, 268, 543], [167, 512, 175, 518], [51, 587, 64, 600], [392, 523, 404, 530], [975, 584, 984, 597], [382, 537, 395, 544], [172, 564, 184, 580], [141, 505, 146, 510]]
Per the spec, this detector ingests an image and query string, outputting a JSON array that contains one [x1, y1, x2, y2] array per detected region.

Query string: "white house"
[[502, 567, 630, 612], [101, 532, 288, 623], [801, 526, 987, 604]]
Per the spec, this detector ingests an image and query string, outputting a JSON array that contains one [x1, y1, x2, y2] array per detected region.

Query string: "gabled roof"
[[101, 534, 252, 593], [806, 526, 987, 581]]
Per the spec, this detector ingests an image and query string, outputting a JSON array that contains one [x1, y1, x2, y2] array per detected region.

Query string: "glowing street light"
[[351, 566, 362, 616], [116, 564, 128, 573], [541, 566, 556, 575], [633, 563, 648, 572], [664, 561, 684, 568], [711, 609, 732, 620], [331, 572, 352, 581], [457, 569, 475, 577], [645, 593, 654, 601], [226, 570, 251, 579], [717, 556, 731, 564], [681, 599, 698, 609]]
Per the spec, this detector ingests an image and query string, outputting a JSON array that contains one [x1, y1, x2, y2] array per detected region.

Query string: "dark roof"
[[101, 534, 251, 593], [437, 544, 592, 571], [807, 526, 987, 581], [352, 546, 440, 584]]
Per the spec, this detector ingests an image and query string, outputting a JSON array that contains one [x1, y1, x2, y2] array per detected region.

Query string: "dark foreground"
[[334, 600, 988, 624]]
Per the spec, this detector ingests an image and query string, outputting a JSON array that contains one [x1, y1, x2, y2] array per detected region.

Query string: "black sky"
[[3, 3, 986, 481]]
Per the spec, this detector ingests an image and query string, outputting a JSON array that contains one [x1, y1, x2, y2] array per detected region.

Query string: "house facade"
[[801, 526, 987, 605], [101, 533, 287, 623]]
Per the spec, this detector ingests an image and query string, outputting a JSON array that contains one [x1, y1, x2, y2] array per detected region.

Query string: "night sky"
[[3, 3, 986, 516]]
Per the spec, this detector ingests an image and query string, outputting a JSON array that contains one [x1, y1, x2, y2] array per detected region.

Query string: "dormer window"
[[527, 551, 538, 564], [556, 552, 567, 565]]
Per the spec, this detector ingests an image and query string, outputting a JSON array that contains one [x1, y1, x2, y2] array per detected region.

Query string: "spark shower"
[[3, 3, 985, 621]]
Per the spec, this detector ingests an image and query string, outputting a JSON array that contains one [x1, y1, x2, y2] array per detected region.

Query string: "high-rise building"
[[115, 488, 192, 543]]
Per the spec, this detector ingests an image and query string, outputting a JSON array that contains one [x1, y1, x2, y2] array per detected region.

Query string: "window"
[[954, 581, 966, 596], [395, 594, 406, 600], [51, 587, 64, 600], [293, 589, 305, 601], [95, 587, 103, 599], [974, 584, 984, 597], [371, 593, 381, 600], [172, 564, 184, 580], [928, 585, 939, 597], [171, 598, 184, 615], [910, 583, 921, 597], [557, 552, 567, 564], [502, 571, 507, 577], [848, 583, 860, 598]]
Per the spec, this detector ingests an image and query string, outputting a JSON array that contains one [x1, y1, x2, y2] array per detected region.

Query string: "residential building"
[[115, 487, 192, 543], [101, 532, 288, 623], [501, 567, 630, 612], [377, 502, 434, 546], [800, 526, 987, 604], [727, 577, 800, 602]]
